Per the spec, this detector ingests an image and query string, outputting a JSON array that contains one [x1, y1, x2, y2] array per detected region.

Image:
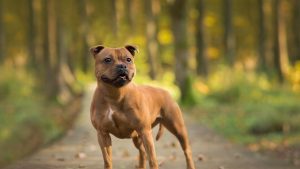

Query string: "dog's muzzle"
[[100, 65, 131, 87]]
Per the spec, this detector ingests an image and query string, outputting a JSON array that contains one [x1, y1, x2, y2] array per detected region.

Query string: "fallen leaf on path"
[[122, 150, 130, 157], [170, 141, 177, 148], [260, 140, 278, 150], [234, 153, 241, 159], [56, 157, 65, 161], [248, 143, 259, 152], [78, 164, 85, 168], [169, 153, 177, 161], [88, 145, 97, 151], [158, 160, 165, 166], [75, 152, 87, 159], [197, 154, 206, 161]]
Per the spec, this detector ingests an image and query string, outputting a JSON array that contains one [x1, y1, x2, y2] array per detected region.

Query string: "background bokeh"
[[0, 0, 300, 167]]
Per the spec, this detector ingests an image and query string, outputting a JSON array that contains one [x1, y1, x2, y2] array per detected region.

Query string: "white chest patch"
[[107, 106, 115, 126]]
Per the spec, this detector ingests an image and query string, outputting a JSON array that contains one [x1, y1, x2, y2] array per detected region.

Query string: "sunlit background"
[[0, 0, 300, 167]]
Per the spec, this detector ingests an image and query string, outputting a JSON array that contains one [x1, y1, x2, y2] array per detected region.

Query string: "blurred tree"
[[110, 0, 118, 37], [0, 0, 5, 62], [272, 0, 283, 82], [295, 0, 300, 63], [145, 0, 159, 79], [263, 0, 275, 70], [257, 0, 267, 72], [27, 0, 36, 69], [56, 1, 77, 103], [223, 0, 235, 66], [38, 0, 62, 99], [278, 0, 289, 76], [1, 0, 299, 101], [78, 0, 90, 73], [290, 0, 300, 65], [170, 0, 192, 102], [124, 0, 133, 30], [41, 0, 50, 79], [195, 0, 208, 77], [47, 0, 60, 98]]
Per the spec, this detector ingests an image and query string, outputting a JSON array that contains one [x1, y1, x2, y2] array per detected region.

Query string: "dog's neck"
[[97, 82, 133, 102]]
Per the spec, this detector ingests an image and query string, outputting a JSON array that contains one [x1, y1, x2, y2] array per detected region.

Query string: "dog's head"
[[90, 45, 138, 88]]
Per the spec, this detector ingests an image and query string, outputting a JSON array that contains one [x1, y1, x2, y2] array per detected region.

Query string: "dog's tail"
[[155, 123, 164, 141]]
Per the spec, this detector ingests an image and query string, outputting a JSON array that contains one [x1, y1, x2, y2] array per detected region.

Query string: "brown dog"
[[89, 45, 195, 169]]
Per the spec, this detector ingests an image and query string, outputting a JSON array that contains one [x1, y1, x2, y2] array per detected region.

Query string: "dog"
[[89, 45, 195, 169]]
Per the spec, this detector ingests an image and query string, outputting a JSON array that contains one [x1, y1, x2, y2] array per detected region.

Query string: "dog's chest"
[[104, 106, 135, 138], [107, 107, 114, 123]]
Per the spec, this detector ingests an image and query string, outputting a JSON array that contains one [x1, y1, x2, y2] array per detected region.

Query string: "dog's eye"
[[104, 58, 112, 63], [126, 58, 132, 63]]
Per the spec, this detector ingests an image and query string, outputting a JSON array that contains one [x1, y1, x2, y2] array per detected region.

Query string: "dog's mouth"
[[112, 72, 129, 86], [115, 73, 128, 81], [100, 72, 131, 87]]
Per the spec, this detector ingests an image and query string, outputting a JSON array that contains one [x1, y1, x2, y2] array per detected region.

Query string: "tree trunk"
[[278, 0, 289, 75], [110, 0, 118, 37], [195, 0, 208, 77], [0, 0, 5, 62], [41, 0, 59, 99], [145, 0, 159, 80], [42, 0, 50, 76], [56, 2, 76, 103], [272, 0, 283, 82], [79, 0, 89, 73], [290, 0, 300, 65], [257, 0, 267, 72], [296, 0, 300, 62], [170, 0, 191, 102], [124, 0, 133, 30], [223, 0, 235, 66], [27, 0, 36, 69]]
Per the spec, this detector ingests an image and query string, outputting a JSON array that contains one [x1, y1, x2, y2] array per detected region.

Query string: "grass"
[[0, 66, 82, 167], [117, 65, 300, 151], [188, 66, 300, 151]]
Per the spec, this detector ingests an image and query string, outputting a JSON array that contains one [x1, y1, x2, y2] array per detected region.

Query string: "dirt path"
[[4, 84, 298, 169]]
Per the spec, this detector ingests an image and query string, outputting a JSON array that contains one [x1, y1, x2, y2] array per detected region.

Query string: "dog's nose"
[[116, 64, 127, 69], [116, 64, 128, 74]]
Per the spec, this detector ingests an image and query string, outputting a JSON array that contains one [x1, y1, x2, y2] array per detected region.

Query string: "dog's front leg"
[[97, 131, 112, 169], [138, 129, 158, 169]]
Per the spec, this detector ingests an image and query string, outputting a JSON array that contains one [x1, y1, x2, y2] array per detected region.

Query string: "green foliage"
[[75, 70, 95, 85], [134, 71, 181, 100], [180, 75, 198, 106], [0, 67, 70, 166], [191, 67, 300, 147]]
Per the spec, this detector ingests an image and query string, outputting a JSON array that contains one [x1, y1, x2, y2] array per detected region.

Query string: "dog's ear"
[[90, 45, 105, 58], [124, 45, 138, 57]]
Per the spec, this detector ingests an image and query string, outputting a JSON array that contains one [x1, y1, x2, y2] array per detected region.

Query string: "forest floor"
[[3, 84, 299, 169]]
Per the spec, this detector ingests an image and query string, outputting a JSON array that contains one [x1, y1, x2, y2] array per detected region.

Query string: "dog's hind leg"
[[161, 105, 195, 169], [132, 136, 146, 169]]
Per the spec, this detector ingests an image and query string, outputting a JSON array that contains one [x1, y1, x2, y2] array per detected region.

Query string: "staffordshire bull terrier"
[[90, 45, 195, 169]]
